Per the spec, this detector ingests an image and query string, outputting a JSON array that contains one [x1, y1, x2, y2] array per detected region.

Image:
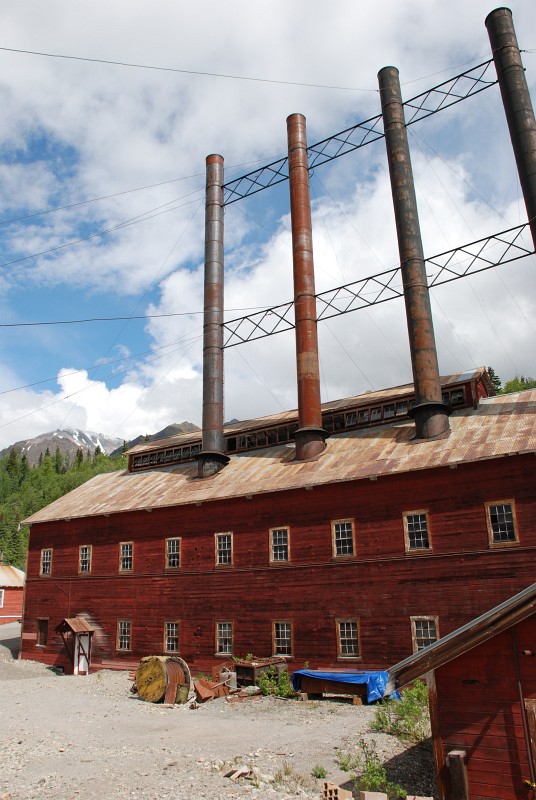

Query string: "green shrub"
[[311, 764, 327, 779], [370, 679, 430, 742], [258, 666, 295, 697], [337, 739, 406, 799]]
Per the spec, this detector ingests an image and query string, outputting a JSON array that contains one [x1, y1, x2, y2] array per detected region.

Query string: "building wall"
[[435, 617, 536, 800], [20, 453, 536, 673], [0, 586, 23, 624]]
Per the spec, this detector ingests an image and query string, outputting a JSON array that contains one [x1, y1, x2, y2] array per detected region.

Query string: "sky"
[[0, 0, 535, 449]]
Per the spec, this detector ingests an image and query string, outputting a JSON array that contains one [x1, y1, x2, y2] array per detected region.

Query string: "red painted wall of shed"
[[435, 618, 536, 800], [20, 453, 536, 673], [0, 586, 23, 624]]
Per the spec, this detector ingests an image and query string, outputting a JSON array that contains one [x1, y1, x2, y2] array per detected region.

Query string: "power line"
[[0, 46, 376, 92]]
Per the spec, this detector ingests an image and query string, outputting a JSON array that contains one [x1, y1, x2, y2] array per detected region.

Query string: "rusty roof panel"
[[63, 617, 95, 633], [0, 565, 25, 587], [128, 369, 488, 455], [23, 389, 536, 526]]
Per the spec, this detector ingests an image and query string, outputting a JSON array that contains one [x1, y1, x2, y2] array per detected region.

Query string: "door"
[[74, 632, 91, 675]]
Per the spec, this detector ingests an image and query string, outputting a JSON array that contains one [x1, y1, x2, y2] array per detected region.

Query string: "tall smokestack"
[[287, 113, 327, 460], [486, 8, 536, 250], [378, 67, 449, 440], [198, 154, 229, 478]]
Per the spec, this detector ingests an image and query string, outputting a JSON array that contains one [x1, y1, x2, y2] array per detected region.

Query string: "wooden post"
[[446, 750, 469, 800]]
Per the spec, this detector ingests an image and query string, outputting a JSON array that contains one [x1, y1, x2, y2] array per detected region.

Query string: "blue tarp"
[[291, 670, 399, 703]]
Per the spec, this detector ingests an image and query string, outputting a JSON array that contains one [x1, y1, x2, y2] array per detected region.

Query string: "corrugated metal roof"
[[62, 617, 95, 633], [0, 565, 25, 587], [23, 389, 536, 526], [128, 369, 486, 455]]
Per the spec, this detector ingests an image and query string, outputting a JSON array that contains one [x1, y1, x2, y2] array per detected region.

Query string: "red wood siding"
[[435, 619, 536, 800], [21, 453, 536, 673], [0, 586, 23, 624]]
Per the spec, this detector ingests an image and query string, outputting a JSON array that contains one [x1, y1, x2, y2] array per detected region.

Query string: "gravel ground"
[[0, 623, 437, 800]]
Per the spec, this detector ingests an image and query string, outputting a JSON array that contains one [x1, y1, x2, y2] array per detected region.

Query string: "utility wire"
[[0, 46, 376, 92]]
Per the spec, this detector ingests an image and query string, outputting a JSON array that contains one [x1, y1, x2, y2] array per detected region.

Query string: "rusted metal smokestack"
[[287, 113, 327, 460], [198, 154, 229, 478], [486, 8, 536, 250], [378, 67, 449, 440]]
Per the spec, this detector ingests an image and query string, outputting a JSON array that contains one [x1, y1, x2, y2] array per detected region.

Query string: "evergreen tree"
[[487, 366, 502, 393]]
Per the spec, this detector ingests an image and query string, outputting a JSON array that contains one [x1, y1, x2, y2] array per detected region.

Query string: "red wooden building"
[[386, 583, 536, 800], [0, 564, 25, 625], [19, 369, 536, 676]]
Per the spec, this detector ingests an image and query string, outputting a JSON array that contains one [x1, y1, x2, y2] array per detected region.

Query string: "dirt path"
[[0, 623, 436, 800]]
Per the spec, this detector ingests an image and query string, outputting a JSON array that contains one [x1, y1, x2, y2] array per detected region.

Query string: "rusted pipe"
[[287, 113, 327, 460], [486, 8, 536, 250], [378, 67, 449, 440], [198, 154, 229, 478]]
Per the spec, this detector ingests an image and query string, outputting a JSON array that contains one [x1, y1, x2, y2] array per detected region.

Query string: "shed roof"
[[0, 565, 25, 587], [61, 617, 95, 634], [385, 582, 536, 694], [22, 389, 536, 526]]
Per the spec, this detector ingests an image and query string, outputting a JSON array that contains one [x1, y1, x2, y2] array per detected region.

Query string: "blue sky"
[[0, 0, 535, 449]]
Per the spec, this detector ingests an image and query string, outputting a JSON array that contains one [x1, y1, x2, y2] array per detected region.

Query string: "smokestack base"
[[294, 426, 328, 461], [197, 450, 230, 478], [409, 402, 451, 440]]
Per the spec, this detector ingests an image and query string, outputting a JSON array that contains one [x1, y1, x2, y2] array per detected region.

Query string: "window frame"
[[336, 618, 361, 660], [164, 621, 180, 653], [215, 532, 233, 567], [40, 548, 52, 577], [331, 519, 356, 559], [485, 500, 519, 547], [116, 619, 132, 651], [165, 537, 182, 570], [215, 620, 233, 656], [119, 541, 133, 573], [403, 510, 432, 553], [269, 526, 290, 564], [0, 588, 4, 608], [410, 616, 439, 653], [272, 620, 293, 658], [78, 544, 92, 574]]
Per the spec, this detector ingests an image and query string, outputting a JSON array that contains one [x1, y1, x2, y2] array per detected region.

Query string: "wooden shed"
[[386, 583, 536, 800], [0, 564, 25, 625]]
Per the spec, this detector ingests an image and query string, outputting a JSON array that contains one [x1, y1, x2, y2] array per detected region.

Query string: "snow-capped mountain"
[[1, 429, 124, 466]]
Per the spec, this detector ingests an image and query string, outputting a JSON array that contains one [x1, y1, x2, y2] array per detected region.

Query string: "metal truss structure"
[[223, 223, 534, 347], [222, 60, 496, 205]]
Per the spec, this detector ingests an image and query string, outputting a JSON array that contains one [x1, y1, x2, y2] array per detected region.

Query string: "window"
[[411, 617, 439, 652], [332, 519, 355, 557], [273, 621, 292, 657], [164, 621, 179, 653], [0, 589, 4, 608], [403, 511, 431, 552], [216, 621, 233, 655], [486, 501, 518, 545], [79, 545, 92, 573], [270, 527, 290, 563], [337, 619, 360, 659], [215, 533, 233, 566], [165, 537, 181, 569], [117, 620, 131, 651], [37, 618, 49, 647], [119, 542, 133, 572], [40, 548, 52, 576]]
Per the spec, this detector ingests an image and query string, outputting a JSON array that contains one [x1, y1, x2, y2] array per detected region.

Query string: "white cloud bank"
[[0, 0, 535, 448]]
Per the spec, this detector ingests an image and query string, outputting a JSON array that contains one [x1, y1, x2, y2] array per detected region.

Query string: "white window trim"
[[485, 499, 519, 547], [215, 620, 233, 656], [402, 509, 432, 553], [40, 548, 52, 577], [331, 519, 356, 559], [119, 541, 133, 573], [272, 619, 293, 658], [165, 537, 182, 570], [0, 588, 4, 608], [214, 532, 233, 567], [410, 615, 439, 653], [78, 544, 92, 574], [269, 526, 290, 564], [336, 618, 361, 660]]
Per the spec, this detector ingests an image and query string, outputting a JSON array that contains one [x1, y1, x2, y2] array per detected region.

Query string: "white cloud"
[[0, 0, 535, 449]]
